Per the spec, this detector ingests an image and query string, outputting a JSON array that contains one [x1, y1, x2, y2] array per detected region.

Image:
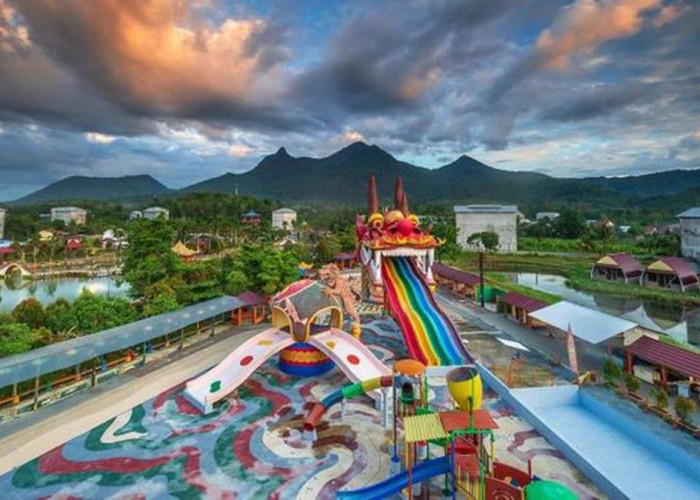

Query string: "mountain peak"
[[274, 147, 291, 158]]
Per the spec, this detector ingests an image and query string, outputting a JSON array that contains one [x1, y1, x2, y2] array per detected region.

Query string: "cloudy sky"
[[0, 0, 698, 200]]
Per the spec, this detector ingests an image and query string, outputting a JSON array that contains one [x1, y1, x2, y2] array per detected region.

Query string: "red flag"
[[567, 322, 579, 377]]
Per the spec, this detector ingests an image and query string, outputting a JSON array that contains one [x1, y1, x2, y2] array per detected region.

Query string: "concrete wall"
[[455, 212, 517, 252], [680, 218, 700, 260]]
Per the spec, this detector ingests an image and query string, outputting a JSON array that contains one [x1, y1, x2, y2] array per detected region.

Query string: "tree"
[[45, 298, 77, 337], [12, 298, 47, 329], [554, 210, 585, 239], [0, 323, 37, 357], [431, 217, 461, 261], [71, 291, 137, 334], [467, 231, 500, 252], [143, 290, 180, 317], [123, 218, 179, 298], [654, 387, 669, 411]]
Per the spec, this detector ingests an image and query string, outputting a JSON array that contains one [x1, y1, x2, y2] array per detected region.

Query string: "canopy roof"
[[237, 291, 267, 306], [0, 296, 244, 388], [502, 291, 548, 313], [432, 262, 480, 286], [529, 301, 637, 344], [171, 241, 197, 257], [646, 257, 698, 284], [404, 413, 448, 443], [627, 336, 700, 379], [594, 253, 643, 276]]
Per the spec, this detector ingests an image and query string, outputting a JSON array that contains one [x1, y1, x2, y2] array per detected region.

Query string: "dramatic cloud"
[[0, 0, 698, 200]]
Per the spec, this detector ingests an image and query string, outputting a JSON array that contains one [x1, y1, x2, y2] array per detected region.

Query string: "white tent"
[[529, 301, 638, 344]]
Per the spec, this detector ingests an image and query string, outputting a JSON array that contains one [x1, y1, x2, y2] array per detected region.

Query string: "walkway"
[[0, 324, 264, 475], [436, 291, 604, 374]]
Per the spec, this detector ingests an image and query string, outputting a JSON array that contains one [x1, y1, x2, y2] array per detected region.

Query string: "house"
[[678, 208, 700, 260], [591, 254, 644, 283], [51, 207, 87, 226], [129, 210, 143, 220], [0, 207, 6, 239], [453, 205, 518, 253], [38, 229, 54, 242], [642, 257, 699, 292], [66, 236, 83, 251], [272, 208, 297, 231], [240, 210, 262, 226], [101, 229, 128, 249], [535, 212, 559, 221], [143, 207, 170, 220]]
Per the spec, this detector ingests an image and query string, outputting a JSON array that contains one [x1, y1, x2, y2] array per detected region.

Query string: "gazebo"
[[625, 335, 700, 389], [591, 253, 643, 283], [232, 291, 267, 326], [171, 241, 197, 261], [240, 210, 262, 226], [500, 291, 548, 327], [642, 257, 699, 292], [331, 251, 356, 269]]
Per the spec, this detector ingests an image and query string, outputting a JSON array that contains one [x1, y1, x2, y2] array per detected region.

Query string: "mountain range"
[[10, 142, 700, 210]]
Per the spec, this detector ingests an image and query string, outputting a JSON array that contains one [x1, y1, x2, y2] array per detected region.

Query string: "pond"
[[508, 273, 700, 348], [0, 276, 131, 314]]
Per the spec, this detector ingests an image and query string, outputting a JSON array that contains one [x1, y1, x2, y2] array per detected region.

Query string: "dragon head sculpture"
[[356, 175, 441, 301]]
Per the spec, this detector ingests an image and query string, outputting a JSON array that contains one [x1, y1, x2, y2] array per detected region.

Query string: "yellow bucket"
[[446, 366, 482, 411]]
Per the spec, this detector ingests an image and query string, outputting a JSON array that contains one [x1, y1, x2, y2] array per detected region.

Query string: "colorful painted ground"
[[0, 319, 603, 499]]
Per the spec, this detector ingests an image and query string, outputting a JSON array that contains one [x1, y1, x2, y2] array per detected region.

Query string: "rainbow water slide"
[[382, 257, 471, 366], [184, 328, 293, 413]]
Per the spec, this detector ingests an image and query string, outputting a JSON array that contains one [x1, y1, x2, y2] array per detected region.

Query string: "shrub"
[[625, 373, 640, 394], [675, 397, 697, 425], [654, 387, 669, 410], [603, 357, 621, 382]]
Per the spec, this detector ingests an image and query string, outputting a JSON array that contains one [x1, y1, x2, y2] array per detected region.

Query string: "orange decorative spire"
[[368, 174, 379, 214], [394, 176, 405, 210]]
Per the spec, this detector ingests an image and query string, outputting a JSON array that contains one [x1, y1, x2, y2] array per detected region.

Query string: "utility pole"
[[479, 248, 485, 308]]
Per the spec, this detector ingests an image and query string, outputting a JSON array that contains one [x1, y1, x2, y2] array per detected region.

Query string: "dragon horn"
[[368, 175, 379, 214], [394, 176, 404, 210], [400, 191, 409, 216]]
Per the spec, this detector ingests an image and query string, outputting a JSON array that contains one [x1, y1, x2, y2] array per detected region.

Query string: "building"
[[454, 205, 518, 253], [50, 207, 87, 226], [143, 207, 170, 220], [591, 254, 643, 283], [240, 210, 262, 226], [678, 208, 700, 260], [0, 207, 5, 239], [535, 211, 559, 221], [272, 208, 297, 231], [642, 257, 699, 292], [129, 210, 143, 220]]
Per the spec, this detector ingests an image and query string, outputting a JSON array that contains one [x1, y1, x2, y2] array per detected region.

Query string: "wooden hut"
[[625, 335, 700, 389], [500, 291, 548, 327], [432, 262, 480, 299], [642, 257, 699, 292], [591, 253, 643, 283]]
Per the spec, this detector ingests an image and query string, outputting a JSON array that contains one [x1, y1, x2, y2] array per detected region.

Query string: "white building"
[[678, 208, 700, 260], [536, 211, 560, 221], [454, 205, 518, 253], [129, 210, 143, 220], [143, 207, 170, 220], [51, 206, 87, 226], [0, 207, 5, 239], [272, 208, 297, 231]]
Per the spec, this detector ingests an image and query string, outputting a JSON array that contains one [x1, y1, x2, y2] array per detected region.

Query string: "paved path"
[[0, 325, 264, 475]]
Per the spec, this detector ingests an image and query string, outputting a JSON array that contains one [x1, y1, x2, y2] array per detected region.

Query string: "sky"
[[0, 0, 699, 200]]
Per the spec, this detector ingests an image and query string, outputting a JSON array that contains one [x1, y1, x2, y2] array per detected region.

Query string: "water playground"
[[2, 176, 700, 499]]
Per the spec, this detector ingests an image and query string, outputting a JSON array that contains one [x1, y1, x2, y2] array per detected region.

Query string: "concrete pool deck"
[[500, 382, 700, 500]]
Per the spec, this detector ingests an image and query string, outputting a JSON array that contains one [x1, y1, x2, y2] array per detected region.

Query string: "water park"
[[1, 177, 700, 499]]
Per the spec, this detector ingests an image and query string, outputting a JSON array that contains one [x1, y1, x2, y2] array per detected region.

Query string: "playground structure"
[[184, 278, 388, 413], [308, 362, 576, 500], [356, 175, 472, 366]]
